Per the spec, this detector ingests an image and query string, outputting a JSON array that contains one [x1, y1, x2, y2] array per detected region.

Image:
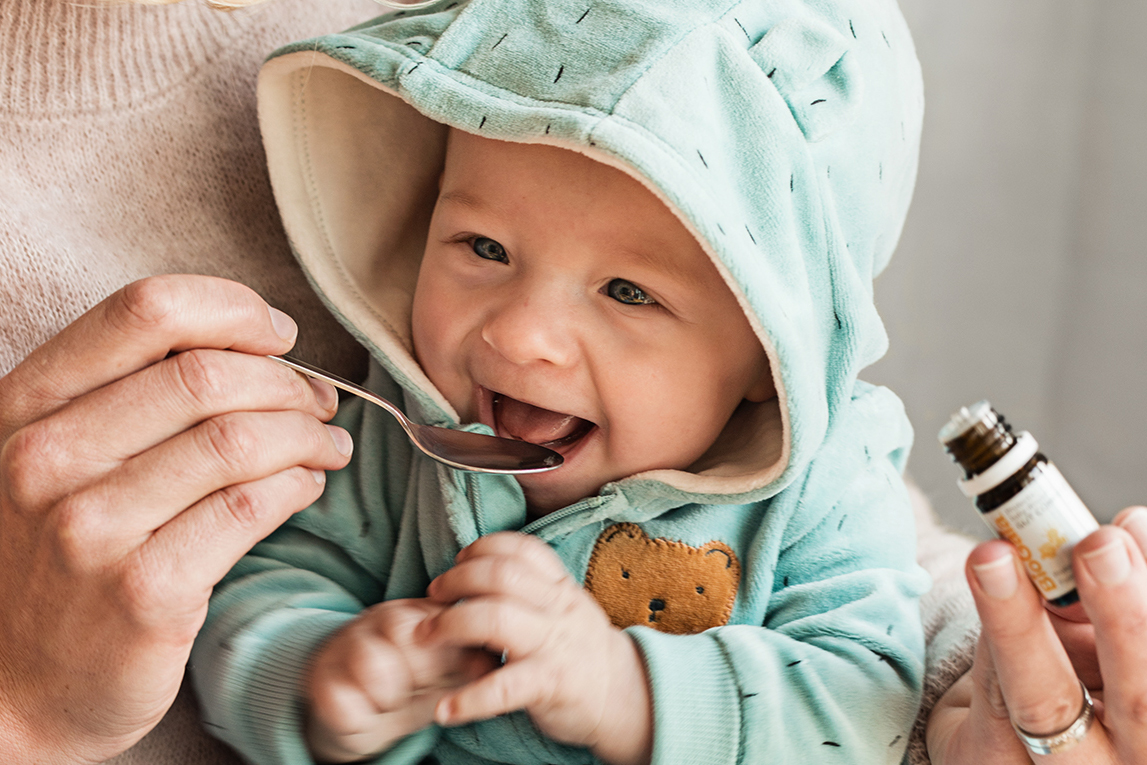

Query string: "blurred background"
[[870, 0, 1147, 536]]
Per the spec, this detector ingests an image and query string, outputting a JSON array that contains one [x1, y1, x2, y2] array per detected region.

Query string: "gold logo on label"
[[1040, 528, 1068, 560]]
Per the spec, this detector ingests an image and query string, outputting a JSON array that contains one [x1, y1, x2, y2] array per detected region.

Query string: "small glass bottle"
[[939, 401, 1099, 607]]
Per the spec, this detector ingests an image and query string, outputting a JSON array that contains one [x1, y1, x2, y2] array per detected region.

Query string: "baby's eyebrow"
[[437, 190, 487, 212]]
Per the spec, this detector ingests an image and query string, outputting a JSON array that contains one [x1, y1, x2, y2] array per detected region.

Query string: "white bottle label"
[[980, 462, 1100, 601]]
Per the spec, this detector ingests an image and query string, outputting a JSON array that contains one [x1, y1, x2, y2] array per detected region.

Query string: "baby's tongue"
[[495, 395, 582, 445]]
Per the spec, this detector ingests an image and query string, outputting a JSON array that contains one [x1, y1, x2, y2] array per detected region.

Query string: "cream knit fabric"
[[0, 1, 979, 762], [2, 0, 373, 763], [0, 0, 377, 381]]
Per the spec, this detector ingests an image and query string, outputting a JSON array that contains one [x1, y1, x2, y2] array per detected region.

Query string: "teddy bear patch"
[[583, 523, 741, 635]]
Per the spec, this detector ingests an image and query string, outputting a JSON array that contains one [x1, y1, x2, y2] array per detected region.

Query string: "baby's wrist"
[[588, 632, 653, 765]]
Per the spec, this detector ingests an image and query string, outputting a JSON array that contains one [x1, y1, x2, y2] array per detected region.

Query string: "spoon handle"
[[269, 355, 409, 426]]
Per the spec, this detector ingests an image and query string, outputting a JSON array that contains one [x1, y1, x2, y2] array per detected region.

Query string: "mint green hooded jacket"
[[190, 0, 930, 762]]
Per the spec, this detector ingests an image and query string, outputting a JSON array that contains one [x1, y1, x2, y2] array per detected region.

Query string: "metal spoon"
[[270, 355, 562, 474]]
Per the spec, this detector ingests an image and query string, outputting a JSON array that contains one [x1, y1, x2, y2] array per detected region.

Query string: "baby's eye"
[[471, 237, 509, 263], [606, 279, 657, 306]]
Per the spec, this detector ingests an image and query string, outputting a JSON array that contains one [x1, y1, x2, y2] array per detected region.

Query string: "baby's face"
[[412, 130, 772, 513]]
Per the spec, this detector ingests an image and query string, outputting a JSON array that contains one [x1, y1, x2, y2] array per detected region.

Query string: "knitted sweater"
[[0, 0, 376, 381], [0, 0, 979, 762], [2, 0, 372, 763]]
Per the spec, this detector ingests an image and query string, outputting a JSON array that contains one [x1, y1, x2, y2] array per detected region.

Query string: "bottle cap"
[[938, 399, 993, 445]]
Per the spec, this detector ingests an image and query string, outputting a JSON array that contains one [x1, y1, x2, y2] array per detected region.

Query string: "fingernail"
[[972, 555, 1018, 599], [309, 378, 338, 410], [435, 698, 454, 725], [1116, 508, 1147, 554], [268, 307, 298, 342], [326, 425, 354, 457], [309, 469, 326, 485], [1082, 540, 1131, 585]]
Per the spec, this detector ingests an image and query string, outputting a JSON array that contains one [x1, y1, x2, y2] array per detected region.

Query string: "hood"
[[257, 0, 922, 503]]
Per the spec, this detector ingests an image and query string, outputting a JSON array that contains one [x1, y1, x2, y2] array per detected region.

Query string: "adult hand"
[[305, 599, 496, 763], [419, 533, 653, 765], [927, 506, 1147, 765], [0, 275, 354, 764]]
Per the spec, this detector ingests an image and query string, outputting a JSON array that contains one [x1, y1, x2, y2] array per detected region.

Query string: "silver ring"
[[1011, 681, 1095, 755]]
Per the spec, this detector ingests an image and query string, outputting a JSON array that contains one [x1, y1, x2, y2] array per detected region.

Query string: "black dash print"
[[823, 741, 841, 747], [554, 64, 565, 83], [589, 140, 597, 146], [767, 67, 777, 79], [407, 62, 422, 75], [479, 116, 487, 129], [697, 149, 708, 168], [787, 660, 802, 667], [783, 575, 790, 586], [734, 17, 751, 41], [716, 223, 725, 235], [492, 33, 508, 49], [545, 124, 551, 134], [576, 7, 591, 23], [827, 165, 832, 179], [789, 174, 794, 192], [745, 226, 756, 244], [886, 624, 894, 635], [882, 30, 891, 47], [743, 692, 759, 698], [834, 311, 842, 329], [837, 514, 848, 531], [811, 98, 827, 105], [334, 45, 355, 50], [889, 735, 903, 747], [864, 445, 870, 459], [406, 41, 422, 48], [849, 19, 856, 38]]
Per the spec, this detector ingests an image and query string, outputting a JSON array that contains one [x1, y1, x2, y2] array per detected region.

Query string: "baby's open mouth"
[[492, 393, 595, 450]]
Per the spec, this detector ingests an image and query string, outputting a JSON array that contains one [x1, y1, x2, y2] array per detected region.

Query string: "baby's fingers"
[[435, 661, 547, 727], [428, 552, 569, 610], [453, 532, 569, 579], [418, 596, 552, 659]]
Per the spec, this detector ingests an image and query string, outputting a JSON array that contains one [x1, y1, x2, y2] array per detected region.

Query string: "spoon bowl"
[[270, 355, 563, 474]]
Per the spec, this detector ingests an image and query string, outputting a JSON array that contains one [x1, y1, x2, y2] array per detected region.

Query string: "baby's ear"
[[744, 358, 777, 403]]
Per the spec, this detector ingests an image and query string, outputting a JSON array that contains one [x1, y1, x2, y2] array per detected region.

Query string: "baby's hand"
[[420, 533, 653, 765], [305, 598, 496, 763]]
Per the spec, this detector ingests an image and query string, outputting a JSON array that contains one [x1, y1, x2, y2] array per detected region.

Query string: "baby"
[[191, 0, 930, 763]]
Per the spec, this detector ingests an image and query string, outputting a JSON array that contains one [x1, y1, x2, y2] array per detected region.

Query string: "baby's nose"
[[648, 598, 665, 612], [481, 297, 577, 367]]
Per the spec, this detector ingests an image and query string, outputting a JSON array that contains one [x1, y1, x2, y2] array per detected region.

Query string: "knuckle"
[[52, 493, 106, 572], [489, 558, 521, 591], [116, 556, 173, 625], [200, 414, 262, 472], [1, 423, 63, 509], [1009, 694, 1083, 735], [212, 482, 268, 531], [169, 349, 232, 410], [111, 277, 181, 336], [1116, 692, 1147, 730]]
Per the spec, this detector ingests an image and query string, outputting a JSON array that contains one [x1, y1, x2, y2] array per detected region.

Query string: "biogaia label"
[[981, 463, 1099, 600]]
